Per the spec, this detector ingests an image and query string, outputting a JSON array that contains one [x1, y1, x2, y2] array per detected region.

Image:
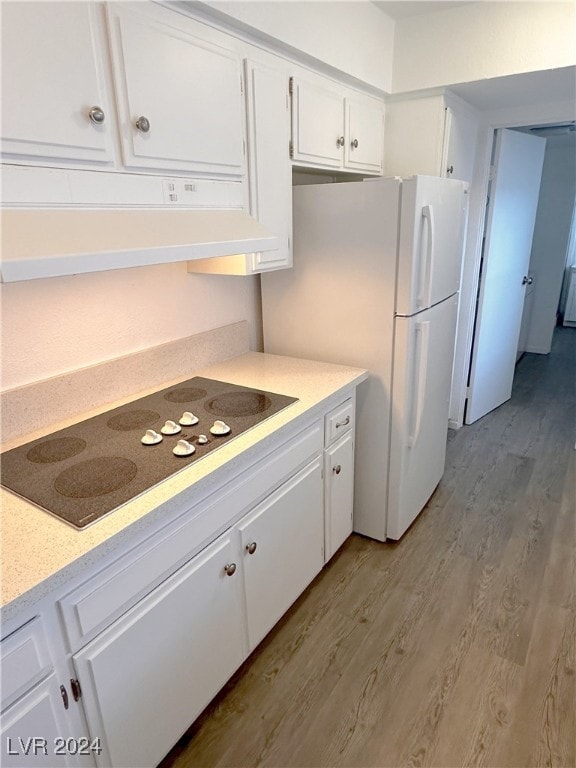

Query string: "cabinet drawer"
[[324, 398, 354, 445], [59, 422, 322, 651], [0, 619, 51, 711]]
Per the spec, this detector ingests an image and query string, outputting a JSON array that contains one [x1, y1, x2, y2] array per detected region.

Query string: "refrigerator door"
[[387, 293, 458, 539], [396, 176, 467, 316]]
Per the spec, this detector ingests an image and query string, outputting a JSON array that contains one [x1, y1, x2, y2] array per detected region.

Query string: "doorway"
[[464, 121, 576, 425], [465, 127, 546, 425]]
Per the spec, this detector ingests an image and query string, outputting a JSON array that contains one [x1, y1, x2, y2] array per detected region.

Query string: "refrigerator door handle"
[[408, 320, 430, 448], [418, 204, 436, 309]]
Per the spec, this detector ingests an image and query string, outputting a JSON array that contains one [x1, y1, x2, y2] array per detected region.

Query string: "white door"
[[0, 675, 77, 767], [466, 129, 546, 424], [1, 3, 114, 164], [396, 176, 468, 315], [238, 458, 323, 652], [73, 535, 245, 768], [108, 6, 245, 175], [290, 76, 344, 169], [344, 96, 384, 173], [324, 432, 355, 560], [387, 294, 459, 540]]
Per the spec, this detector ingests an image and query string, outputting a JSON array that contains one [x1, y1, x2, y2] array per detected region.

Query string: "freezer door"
[[396, 176, 467, 315], [387, 294, 458, 539]]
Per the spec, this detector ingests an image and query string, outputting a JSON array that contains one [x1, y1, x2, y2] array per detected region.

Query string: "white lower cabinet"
[[324, 431, 355, 561], [1, 675, 74, 768], [71, 452, 324, 767], [239, 457, 324, 650], [72, 534, 245, 768]]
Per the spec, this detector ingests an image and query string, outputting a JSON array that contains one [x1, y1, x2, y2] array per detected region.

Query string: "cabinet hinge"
[[288, 76, 294, 95], [70, 678, 82, 702], [289, 140, 294, 159]]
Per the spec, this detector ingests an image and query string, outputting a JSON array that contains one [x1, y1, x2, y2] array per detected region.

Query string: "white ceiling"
[[373, 1, 475, 20], [449, 66, 576, 111]]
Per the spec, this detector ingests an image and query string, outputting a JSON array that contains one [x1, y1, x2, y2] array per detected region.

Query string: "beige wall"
[[0, 264, 262, 390]]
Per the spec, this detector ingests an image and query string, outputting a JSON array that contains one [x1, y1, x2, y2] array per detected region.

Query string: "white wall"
[[393, 2, 576, 93], [525, 134, 576, 352], [200, 0, 394, 91], [0, 264, 262, 390]]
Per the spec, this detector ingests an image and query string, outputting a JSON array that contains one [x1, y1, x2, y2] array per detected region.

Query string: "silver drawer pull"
[[335, 416, 350, 429]]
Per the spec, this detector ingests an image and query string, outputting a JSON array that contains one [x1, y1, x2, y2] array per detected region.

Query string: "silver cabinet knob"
[[522, 275, 533, 285], [351, 138, 359, 149], [446, 165, 454, 176], [88, 106, 105, 125], [224, 563, 237, 576], [337, 136, 345, 148], [245, 542, 257, 555], [333, 464, 342, 475], [135, 116, 151, 133]]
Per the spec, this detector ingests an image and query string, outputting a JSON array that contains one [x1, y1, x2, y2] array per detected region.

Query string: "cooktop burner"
[[0, 377, 297, 529]]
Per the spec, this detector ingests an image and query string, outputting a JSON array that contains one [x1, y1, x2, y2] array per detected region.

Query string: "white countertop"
[[1, 352, 367, 620]]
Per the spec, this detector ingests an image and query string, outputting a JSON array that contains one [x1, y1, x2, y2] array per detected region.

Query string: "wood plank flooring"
[[159, 327, 575, 768]]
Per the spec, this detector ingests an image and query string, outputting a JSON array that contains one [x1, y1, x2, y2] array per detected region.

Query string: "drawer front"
[[1, 618, 51, 711], [59, 422, 323, 652], [324, 398, 354, 445]]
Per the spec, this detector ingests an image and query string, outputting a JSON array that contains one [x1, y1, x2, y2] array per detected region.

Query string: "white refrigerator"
[[261, 175, 468, 541]]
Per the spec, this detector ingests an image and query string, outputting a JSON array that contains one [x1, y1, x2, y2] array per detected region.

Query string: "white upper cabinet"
[[187, 58, 292, 276], [0, 2, 114, 165], [290, 73, 384, 174], [383, 93, 479, 184], [290, 76, 344, 169], [106, 4, 245, 176], [344, 96, 385, 173]]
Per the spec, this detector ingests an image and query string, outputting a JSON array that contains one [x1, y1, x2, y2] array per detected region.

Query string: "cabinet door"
[[246, 60, 292, 272], [1, 675, 80, 767], [73, 535, 245, 768], [344, 96, 384, 173], [290, 76, 344, 169], [1, 3, 114, 164], [238, 458, 324, 650], [107, 6, 245, 175], [324, 431, 355, 561], [442, 105, 479, 184]]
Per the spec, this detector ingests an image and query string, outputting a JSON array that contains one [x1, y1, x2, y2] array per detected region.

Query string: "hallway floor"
[[160, 327, 575, 768]]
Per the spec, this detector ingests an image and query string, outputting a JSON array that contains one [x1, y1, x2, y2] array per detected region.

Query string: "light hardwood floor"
[[160, 327, 575, 768]]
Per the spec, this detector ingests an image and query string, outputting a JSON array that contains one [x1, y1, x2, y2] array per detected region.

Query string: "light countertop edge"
[[1, 352, 368, 624]]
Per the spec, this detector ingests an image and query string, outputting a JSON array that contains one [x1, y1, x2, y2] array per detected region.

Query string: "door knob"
[[522, 275, 533, 285]]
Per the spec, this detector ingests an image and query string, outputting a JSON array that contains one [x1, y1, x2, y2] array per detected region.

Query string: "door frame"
[[449, 100, 576, 429]]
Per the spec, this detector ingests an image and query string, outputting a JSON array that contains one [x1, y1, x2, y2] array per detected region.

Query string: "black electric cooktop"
[[0, 377, 297, 529]]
